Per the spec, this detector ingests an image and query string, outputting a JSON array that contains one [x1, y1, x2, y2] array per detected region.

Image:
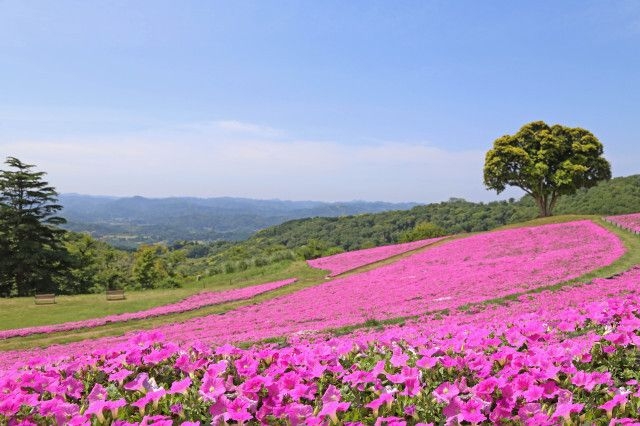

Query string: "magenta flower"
[[102, 399, 125, 418], [553, 401, 584, 420], [124, 373, 150, 392], [88, 383, 107, 401], [472, 377, 498, 398], [39, 398, 78, 424], [199, 373, 226, 402], [85, 400, 107, 423], [433, 381, 459, 403], [168, 377, 192, 395], [390, 349, 409, 367], [599, 393, 628, 415], [132, 389, 167, 414], [571, 370, 603, 391], [223, 396, 255, 423], [403, 404, 416, 416], [321, 384, 342, 404], [459, 397, 487, 423], [109, 369, 133, 385], [373, 417, 406, 426], [366, 392, 394, 415], [319, 401, 350, 424]]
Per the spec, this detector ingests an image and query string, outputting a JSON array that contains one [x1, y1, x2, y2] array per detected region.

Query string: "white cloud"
[[0, 120, 516, 202], [211, 120, 284, 138]]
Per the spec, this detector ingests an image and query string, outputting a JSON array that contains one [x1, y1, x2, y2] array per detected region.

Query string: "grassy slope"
[[0, 261, 317, 331], [1, 215, 639, 352]]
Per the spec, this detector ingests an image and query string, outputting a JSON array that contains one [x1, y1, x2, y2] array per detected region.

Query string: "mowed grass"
[[0, 260, 325, 331], [1, 215, 639, 352], [0, 261, 327, 351]]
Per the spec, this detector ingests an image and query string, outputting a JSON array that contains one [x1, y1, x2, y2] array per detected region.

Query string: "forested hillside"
[[190, 174, 640, 275], [256, 174, 640, 250], [36, 175, 640, 292], [60, 195, 417, 248], [253, 198, 517, 250]]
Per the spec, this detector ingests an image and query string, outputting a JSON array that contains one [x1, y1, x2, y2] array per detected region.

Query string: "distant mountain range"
[[59, 194, 418, 248]]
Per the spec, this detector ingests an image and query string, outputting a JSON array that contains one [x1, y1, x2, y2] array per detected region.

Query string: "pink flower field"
[[306, 237, 446, 276], [0, 279, 296, 340], [2, 265, 640, 424], [143, 220, 625, 344], [606, 212, 640, 233], [0, 219, 624, 371], [2, 219, 638, 424]]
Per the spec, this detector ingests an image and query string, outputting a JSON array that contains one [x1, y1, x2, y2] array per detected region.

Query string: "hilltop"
[[61, 175, 640, 254], [206, 174, 640, 267]]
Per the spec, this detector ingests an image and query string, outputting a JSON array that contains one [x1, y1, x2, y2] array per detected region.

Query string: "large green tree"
[[0, 157, 69, 296], [483, 121, 611, 217]]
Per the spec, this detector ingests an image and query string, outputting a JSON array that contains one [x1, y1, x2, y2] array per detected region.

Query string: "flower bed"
[[150, 220, 624, 344], [0, 279, 296, 340], [307, 237, 446, 276], [0, 220, 624, 372], [605, 212, 640, 234], [2, 270, 640, 424]]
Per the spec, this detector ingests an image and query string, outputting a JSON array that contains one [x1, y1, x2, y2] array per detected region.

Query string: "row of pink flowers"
[[2, 266, 640, 424], [0, 279, 296, 340], [134, 220, 626, 344], [306, 237, 446, 276], [0, 220, 624, 370], [605, 212, 640, 234]]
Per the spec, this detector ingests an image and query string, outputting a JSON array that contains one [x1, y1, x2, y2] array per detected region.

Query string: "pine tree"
[[0, 157, 69, 296]]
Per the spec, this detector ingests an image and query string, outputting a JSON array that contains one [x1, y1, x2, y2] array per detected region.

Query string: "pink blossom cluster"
[[0, 279, 296, 340], [0, 220, 624, 371], [3, 276, 640, 424], [606, 213, 640, 233], [143, 220, 620, 346], [307, 237, 446, 276]]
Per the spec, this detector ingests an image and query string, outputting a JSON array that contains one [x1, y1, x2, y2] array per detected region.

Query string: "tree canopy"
[[483, 121, 611, 217], [0, 157, 69, 296]]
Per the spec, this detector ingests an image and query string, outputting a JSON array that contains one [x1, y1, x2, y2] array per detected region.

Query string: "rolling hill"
[[59, 194, 417, 248]]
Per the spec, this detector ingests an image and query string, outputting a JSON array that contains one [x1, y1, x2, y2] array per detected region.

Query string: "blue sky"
[[1, 1, 639, 202]]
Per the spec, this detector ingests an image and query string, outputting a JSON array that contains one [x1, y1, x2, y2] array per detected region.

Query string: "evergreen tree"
[[0, 157, 69, 296]]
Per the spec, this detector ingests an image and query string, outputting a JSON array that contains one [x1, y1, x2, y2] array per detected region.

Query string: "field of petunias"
[[3, 266, 640, 424], [1, 218, 638, 424], [0, 220, 624, 371], [0, 279, 296, 340], [606, 212, 640, 234], [306, 237, 446, 276], [130, 220, 626, 344]]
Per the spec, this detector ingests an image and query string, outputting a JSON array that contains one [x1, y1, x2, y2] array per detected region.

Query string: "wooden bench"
[[34, 293, 56, 305], [106, 289, 126, 301]]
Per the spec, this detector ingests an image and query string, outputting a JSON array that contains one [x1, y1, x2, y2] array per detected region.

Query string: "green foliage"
[[0, 157, 70, 296], [298, 239, 330, 260], [251, 198, 518, 251], [63, 232, 133, 294], [200, 175, 640, 273], [132, 244, 182, 290], [399, 222, 446, 243], [484, 121, 612, 217], [511, 175, 640, 222]]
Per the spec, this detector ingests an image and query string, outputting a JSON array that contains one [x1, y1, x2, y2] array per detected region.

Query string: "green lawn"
[[0, 260, 325, 330], [1, 215, 638, 352], [0, 260, 328, 351]]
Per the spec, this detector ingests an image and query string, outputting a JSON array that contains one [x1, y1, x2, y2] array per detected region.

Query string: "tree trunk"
[[534, 195, 553, 217]]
